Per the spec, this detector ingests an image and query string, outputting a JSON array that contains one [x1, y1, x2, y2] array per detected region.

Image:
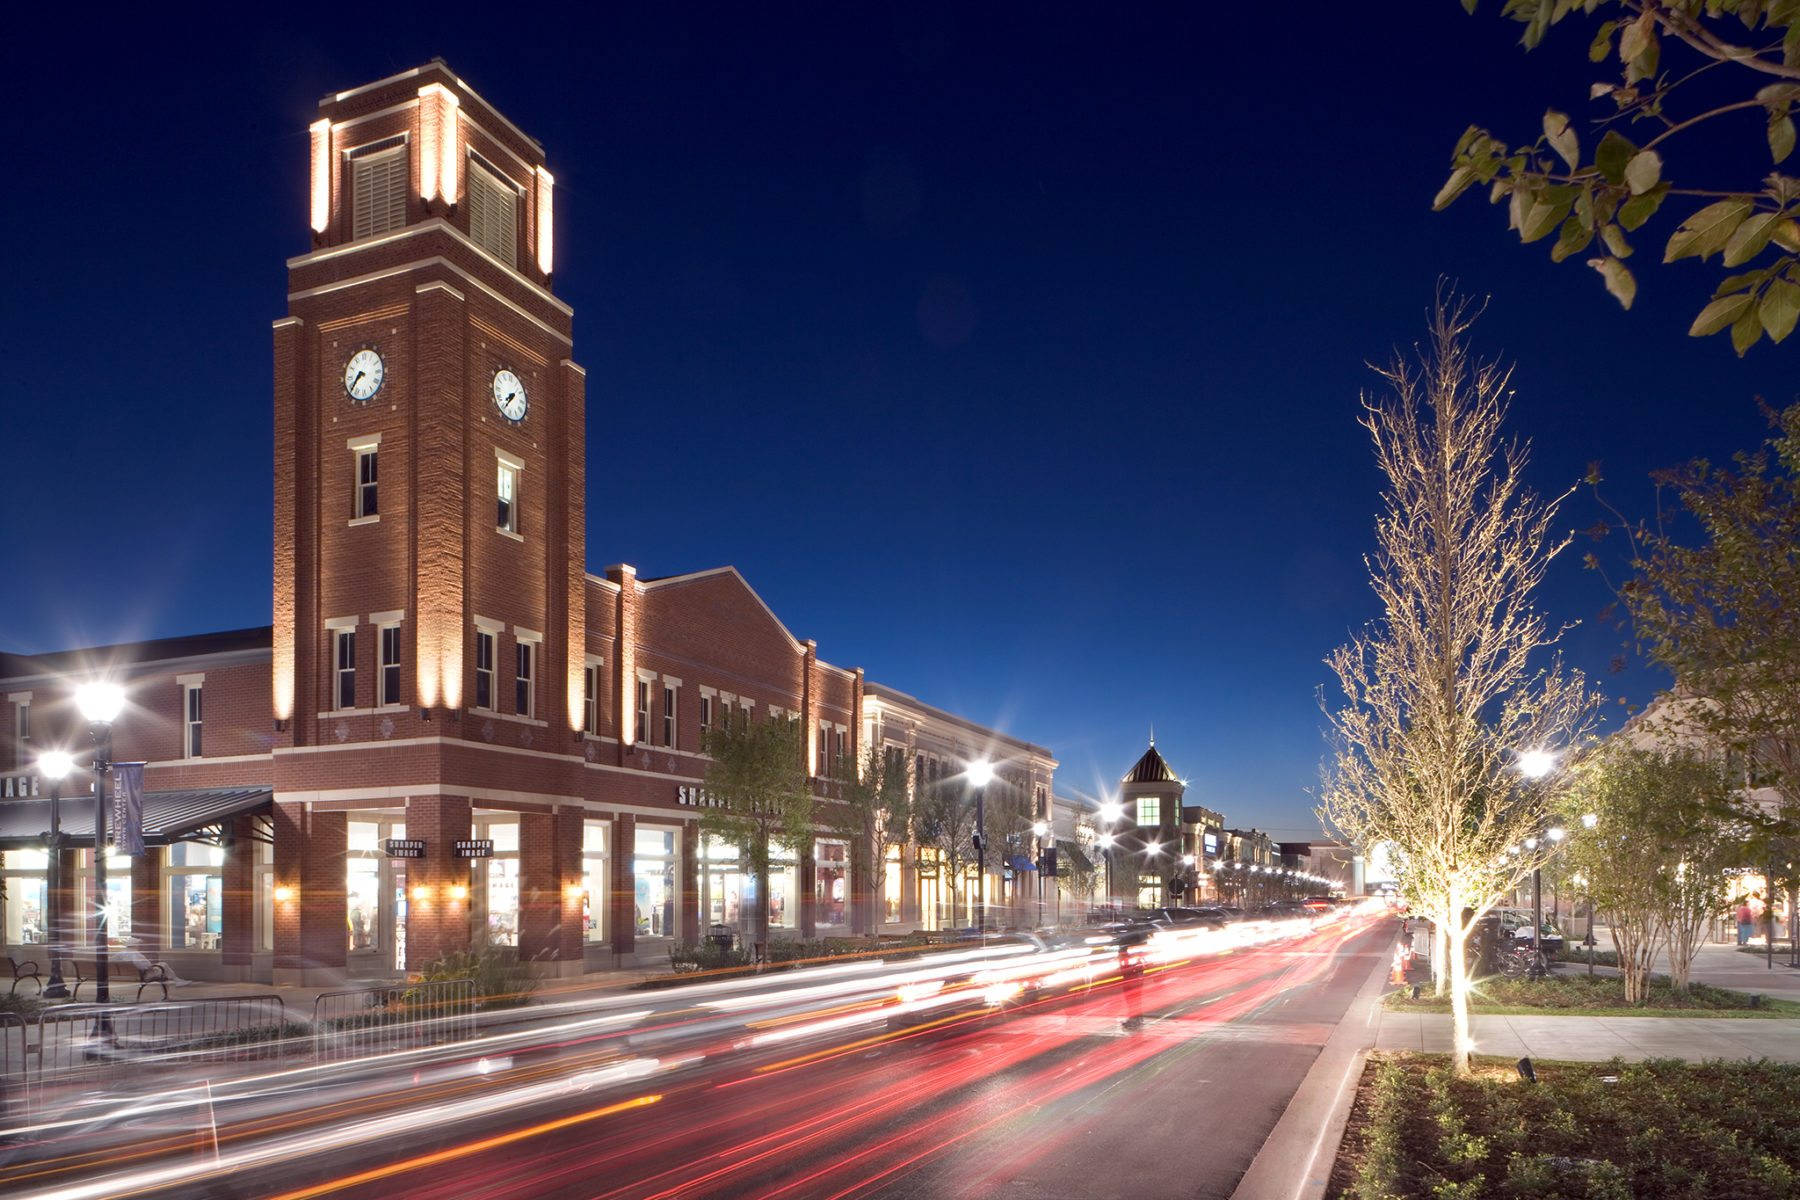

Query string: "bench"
[[5, 955, 40, 994], [51, 955, 173, 1002]]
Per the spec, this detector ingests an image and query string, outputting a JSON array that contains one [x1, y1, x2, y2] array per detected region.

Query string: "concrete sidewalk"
[[1375, 1009, 1800, 1062]]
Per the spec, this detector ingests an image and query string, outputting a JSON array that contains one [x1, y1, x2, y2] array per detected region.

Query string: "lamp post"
[[1098, 798, 1122, 915], [75, 681, 126, 1004], [1517, 749, 1559, 962], [1032, 819, 1049, 928], [36, 749, 75, 999], [966, 760, 994, 936]]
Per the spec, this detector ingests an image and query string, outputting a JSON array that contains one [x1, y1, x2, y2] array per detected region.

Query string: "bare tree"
[[1321, 293, 1600, 1076], [826, 743, 912, 936]]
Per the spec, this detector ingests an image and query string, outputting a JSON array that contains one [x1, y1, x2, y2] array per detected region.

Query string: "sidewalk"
[[1374, 1009, 1800, 1062], [1682, 941, 1800, 1002]]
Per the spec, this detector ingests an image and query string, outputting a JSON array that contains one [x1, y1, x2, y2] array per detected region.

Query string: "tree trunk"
[[1789, 883, 1798, 969], [1446, 911, 1473, 1077], [753, 828, 771, 955], [1433, 921, 1449, 996]]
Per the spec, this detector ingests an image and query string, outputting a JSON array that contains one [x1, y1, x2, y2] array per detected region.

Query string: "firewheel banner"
[[113, 761, 147, 856]]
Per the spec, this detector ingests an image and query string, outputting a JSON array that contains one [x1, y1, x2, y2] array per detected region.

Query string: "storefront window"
[[815, 839, 848, 928], [884, 845, 901, 924], [76, 851, 133, 945], [2, 849, 49, 944], [582, 820, 609, 943], [256, 838, 274, 953], [700, 837, 743, 928], [918, 848, 942, 932], [769, 844, 798, 930], [477, 818, 520, 946], [347, 821, 382, 953], [1136, 874, 1162, 909], [166, 842, 223, 950], [634, 826, 679, 938]]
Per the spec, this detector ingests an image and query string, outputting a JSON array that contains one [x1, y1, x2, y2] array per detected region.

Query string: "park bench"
[[5, 955, 40, 994]]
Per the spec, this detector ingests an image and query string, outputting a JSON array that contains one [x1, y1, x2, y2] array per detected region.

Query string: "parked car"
[[1494, 908, 1565, 954], [1142, 906, 1229, 930]]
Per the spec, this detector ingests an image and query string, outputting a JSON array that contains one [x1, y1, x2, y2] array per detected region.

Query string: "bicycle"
[[1496, 941, 1550, 980]]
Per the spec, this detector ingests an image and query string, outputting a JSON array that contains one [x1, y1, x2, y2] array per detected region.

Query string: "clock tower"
[[270, 63, 587, 977]]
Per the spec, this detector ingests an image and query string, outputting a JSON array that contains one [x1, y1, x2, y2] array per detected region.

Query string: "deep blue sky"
[[0, 5, 1789, 839]]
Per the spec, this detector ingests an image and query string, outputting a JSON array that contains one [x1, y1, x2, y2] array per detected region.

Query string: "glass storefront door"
[[634, 826, 679, 938]]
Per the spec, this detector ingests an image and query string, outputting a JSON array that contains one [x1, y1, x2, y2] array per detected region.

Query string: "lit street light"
[[966, 760, 994, 936], [1518, 748, 1558, 780], [76, 679, 126, 1003], [36, 749, 74, 999]]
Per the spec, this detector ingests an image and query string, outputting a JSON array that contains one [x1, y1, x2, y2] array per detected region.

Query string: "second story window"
[[583, 662, 599, 735], [183, 683, 203, 758], [662, 685, 676, 747], [355, 446, 378, 519], [516, 641, 535, 718], [14, 700, 28, 745], [496, 459, 519, 535], [474, 630, 495, 710], [335, 629, 357, 710], [698, 695, 711, 739], [635, 680, 649, 745], [350, 142, 407, 240], [380, 625, 402, 706], [1136, 796, 1162, 827]]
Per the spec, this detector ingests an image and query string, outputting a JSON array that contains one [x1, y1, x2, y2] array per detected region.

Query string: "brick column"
[[130, 849, 161, 953], [611, 812, 635, 957], [272, 802, 348, 985], [220, 816, 256, 975], [681, 821, 699, 943], [404, 794, 471, 971], [800, 844, 817, 939], [555, 807, 585, 964], [608, 566, 637, 765], [53, 846, 79, 953], [517, 810, 557, 963]]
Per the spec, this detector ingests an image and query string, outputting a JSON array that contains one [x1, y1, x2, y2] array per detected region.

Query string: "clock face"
[[492, 369, 528, 423], [343, 348, 384, 402]]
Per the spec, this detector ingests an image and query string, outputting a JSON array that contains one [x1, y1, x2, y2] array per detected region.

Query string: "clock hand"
[[351, 371, 365, 389]]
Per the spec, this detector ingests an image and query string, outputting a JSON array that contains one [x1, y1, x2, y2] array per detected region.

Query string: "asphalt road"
[[6, 916, 1390, 1200]]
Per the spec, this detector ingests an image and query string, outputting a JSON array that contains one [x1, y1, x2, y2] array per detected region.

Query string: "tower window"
[[497, 460, 519, 534], [467, 157, 518, 267], [14, 701, 27, 744], [350, 144, 407, 240], [1136, 796, 1162, 827], [380, 624, 402, 706], [355, 447, 378, 519], [335, 629, 357, 710], [474, 630, 495, 710], [516, 640, 535, 718]]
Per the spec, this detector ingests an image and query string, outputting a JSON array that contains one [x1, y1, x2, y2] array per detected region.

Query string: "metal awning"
[[1006, 854, 1035, 873], [1055, 839, 1091, 871], [0, 787, 272, 849]]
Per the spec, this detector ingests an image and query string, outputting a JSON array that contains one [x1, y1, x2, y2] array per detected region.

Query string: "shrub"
[[0, 990, 44, 1018], [411, 942, 539, 1010]]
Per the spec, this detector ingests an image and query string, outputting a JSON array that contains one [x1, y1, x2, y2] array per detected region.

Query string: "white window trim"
[[346, 432, 382, 451], [472, 626, 498, 712], [369, 609, 405, 625], [634, 668, 658, 685], [376, 619, 403, 708], [180, 679, 203, 760], [324, 615, 359, 631], [515, 638, 537, 719], [473, 615, 505, 634], [582, 655, 603, 735], [513, 626, 543, 644]]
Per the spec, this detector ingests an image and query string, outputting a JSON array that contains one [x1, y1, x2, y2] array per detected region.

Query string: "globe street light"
[[76, 680, 126, 1003], [1518, 748, 1558, 780], [36, 749, 75, 999]]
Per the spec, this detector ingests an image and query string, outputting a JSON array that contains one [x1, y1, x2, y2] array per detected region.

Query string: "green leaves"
[[1664, 199, 1754, 263], [1722, 211, 1781, 266], [1689, 292, 1754, 337], [1594, 131, 1637, 185], [1543, 109, 1579, 169], [1618, 183, 1668, 231], [1624, 148, 1662, 195], [1762, 276, 1800, 342], [1589, 256, 1637, 308]]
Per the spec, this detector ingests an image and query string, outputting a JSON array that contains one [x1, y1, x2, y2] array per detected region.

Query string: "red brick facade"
[[0, 63, 1057, 985]]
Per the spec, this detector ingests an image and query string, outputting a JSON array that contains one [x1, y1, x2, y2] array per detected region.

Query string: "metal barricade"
[[0, 1012, 26, 1120], [28, 995, 290, 1111], [311, 978, 476, 1062]]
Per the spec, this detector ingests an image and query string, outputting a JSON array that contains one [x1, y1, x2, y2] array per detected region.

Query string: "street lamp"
[[36, 749, 75, 999], [75, 680, 126, 1003], [1518, 748, 1558, 780], [1098, 831, 1116, 915], [1031, 820, 1049, 928], [966, 760, 994, 937]]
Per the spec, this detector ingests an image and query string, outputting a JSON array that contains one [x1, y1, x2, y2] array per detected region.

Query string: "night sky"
[[1, 5, 1790, 839]]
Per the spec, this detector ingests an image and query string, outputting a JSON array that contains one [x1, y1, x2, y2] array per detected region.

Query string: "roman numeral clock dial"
[[492, 369, 528, 424], [343, 348, 384, 403]]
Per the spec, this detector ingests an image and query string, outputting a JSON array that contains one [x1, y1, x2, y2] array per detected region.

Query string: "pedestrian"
[[1736, 898, 1755, 946]]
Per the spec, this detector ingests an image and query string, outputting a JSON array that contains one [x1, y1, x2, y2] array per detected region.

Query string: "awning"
[[1006, 854, 1035, 873], [1055, 839, 1091, 871], [0, 787, 272, 849]]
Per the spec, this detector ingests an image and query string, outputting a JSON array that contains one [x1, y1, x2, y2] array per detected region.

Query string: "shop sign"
[[384, 838, 425, 858], [455, 839, 495, 859]]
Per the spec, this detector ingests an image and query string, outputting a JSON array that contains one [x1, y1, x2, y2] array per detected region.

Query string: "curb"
[[1229, 933, 1393, 1200]]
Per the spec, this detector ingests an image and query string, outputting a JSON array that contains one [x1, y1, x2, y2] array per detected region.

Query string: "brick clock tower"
[[270, 63, 587, 982]]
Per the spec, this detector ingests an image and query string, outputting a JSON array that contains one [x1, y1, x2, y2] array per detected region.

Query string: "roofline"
[[1, 627, 274, 687], [864, 681, 1056, 763], [638, 566, 805, 653], [323, 61, 545, 155]]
